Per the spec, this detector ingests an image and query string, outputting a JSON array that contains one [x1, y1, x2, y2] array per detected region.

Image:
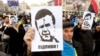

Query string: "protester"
[[73, 19, 93, 56], [24, 22, 83, 56], [19, 18, 30, 56], [3, 16, 10, 27], [0, 15, 9, 56], [3, 19, 25, 56], [93, 19, 100, 56], [2, 16, 10, 53]]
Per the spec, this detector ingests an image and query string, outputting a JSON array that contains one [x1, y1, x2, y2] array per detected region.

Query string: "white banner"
[[31, 6, 63, 52], [82, 11, 95, 30]]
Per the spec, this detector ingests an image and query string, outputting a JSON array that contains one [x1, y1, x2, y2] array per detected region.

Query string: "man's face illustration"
[[36, 15, 55, 40], [84, 14, 91, 20]]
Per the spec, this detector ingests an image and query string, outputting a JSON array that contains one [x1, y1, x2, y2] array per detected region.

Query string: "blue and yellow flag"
[[62, 40, 77, 56]]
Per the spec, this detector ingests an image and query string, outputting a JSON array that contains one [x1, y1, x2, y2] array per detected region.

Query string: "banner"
[[8, 0, 19, 7], [31, 6, 63, 52]]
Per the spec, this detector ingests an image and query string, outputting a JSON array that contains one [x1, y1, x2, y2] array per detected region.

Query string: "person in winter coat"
[[24, 22, 83, 56]]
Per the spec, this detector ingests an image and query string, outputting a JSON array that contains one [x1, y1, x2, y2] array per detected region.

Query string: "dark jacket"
[[73, 40, 83, 56], [93, 31, 100, 44], [73, 26, 93, 56], [4, 26, 25, 54], [93, 20, 100, 44]]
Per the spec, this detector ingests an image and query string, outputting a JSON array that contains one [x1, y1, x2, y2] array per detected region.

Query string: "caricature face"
[[83, 13, 91, 28], [84, 15, 91, 20], [84, 14, 91, 20], [10, 16, 17, 24], [36, 15, 55, 40]]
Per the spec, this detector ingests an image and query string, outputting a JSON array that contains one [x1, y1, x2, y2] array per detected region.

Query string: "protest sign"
[[82, 11, 95, 30], [31, 6, 63, 52]]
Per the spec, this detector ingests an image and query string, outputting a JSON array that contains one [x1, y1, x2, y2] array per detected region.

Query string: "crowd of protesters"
[[0, 12, 31, 56], [63, 14, 100, 56], [0, 12, 100, 56], [23, 13, 100, 56]]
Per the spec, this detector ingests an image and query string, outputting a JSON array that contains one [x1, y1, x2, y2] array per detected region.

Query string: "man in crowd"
[[24, 22, 83, 56], [74, 19, 93, 56], [93, 19, 100, 56]]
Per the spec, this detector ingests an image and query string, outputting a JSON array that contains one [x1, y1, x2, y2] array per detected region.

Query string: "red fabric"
[[54, 0, 62, 6], [90, 0, 98, 14]]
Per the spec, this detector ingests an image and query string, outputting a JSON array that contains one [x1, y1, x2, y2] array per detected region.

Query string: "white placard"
[[31, 6, 63, 52], [82, 11, 95, 30]]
